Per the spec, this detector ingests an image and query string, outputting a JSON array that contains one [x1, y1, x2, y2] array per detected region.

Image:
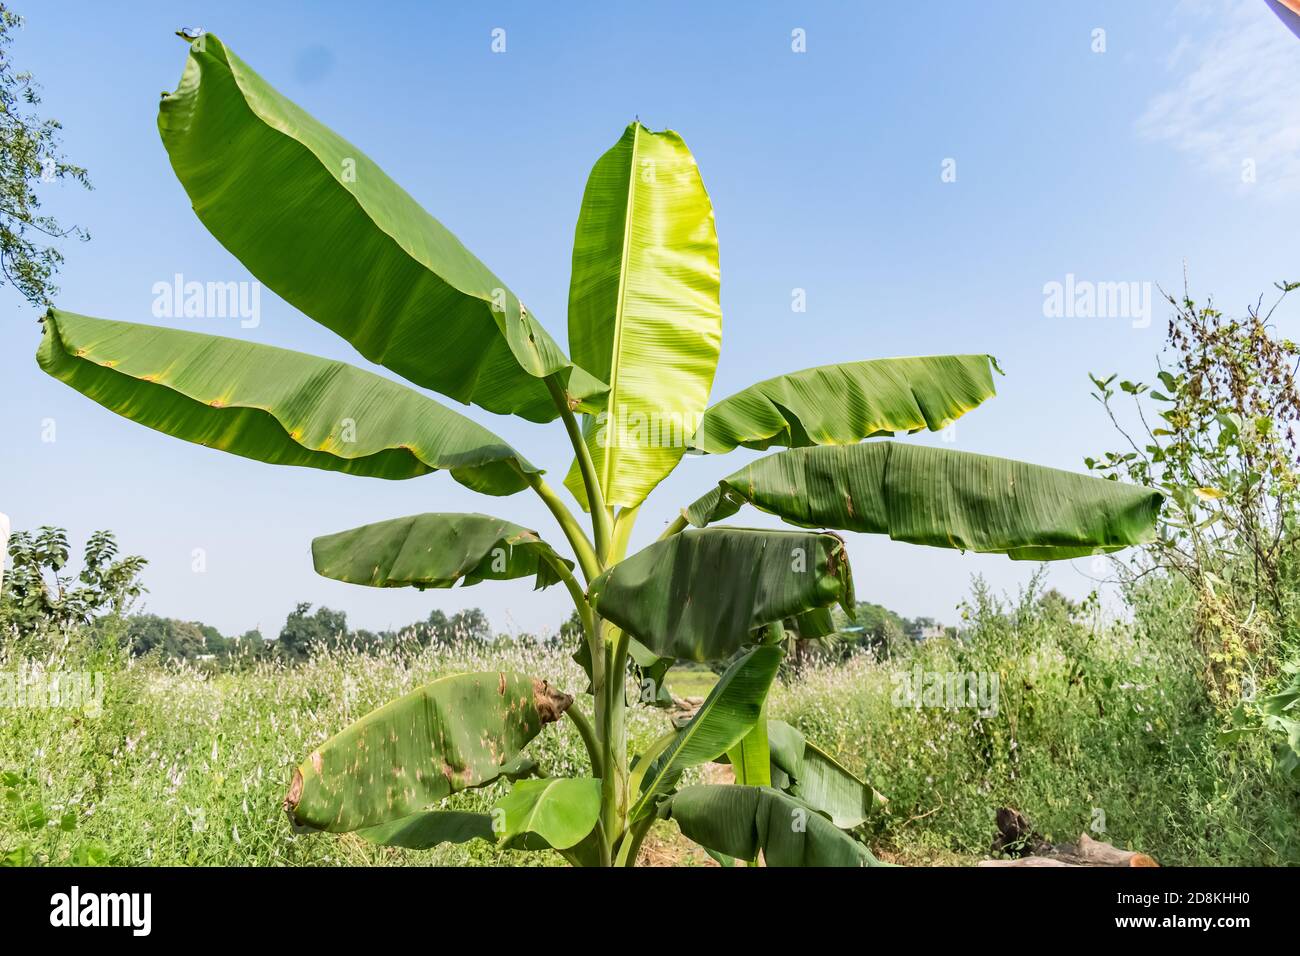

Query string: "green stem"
[[611, 504, 640, 561], [658, 513, 688, 541], [564, 702, 603, 779], [597, 620, 633, 859], [545, 376, 612, 563], [528, 473, 599, 584], [616, 813, 655, 867]]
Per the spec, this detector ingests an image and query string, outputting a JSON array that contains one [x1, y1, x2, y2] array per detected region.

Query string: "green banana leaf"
[[690, 355, 998, 454], [158, 33, 604, 422], [563, 121, 722, 508], [628, 731, 679, 798], [284, 672, 572, 832], [787, 607, 836, 638], [767, 720, 882, 829], [358, 810, 599, 864], [630, 646, 781, 819], [492, 777, 602, 850], [686, 442, 1163, 560], [38, 311, 537, 496], [631, 643, 676, 709], [727, 700, 772, 789], [588, 528, 855, 661], [658, 784, 884, 866], [570, 631, 671, 705], [312, 513, 572, 591], [356, 810, 496, 850]]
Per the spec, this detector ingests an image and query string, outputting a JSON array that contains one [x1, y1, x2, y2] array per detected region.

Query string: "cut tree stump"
[[979, 807, 1158, 867]]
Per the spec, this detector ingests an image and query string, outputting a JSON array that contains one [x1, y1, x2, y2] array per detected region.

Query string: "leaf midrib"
[[600, 122, 642, 495]]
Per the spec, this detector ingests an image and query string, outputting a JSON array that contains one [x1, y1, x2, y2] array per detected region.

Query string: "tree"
[[0, 4, 90, 304], [230, 628, 266, 664], [277, 602, 348, 662], [1088, 280, 1300, 774], [853, 601, 908, 660], [1088, 282, 1300, 691], [125, 614, 205, 659], [41, 32, 1162, 866], [444, 608, 490, 646], [1, 526, 145, 638]]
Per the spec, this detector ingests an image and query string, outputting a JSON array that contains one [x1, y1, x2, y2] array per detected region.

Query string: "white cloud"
[[1137, 1, 1300, 197]]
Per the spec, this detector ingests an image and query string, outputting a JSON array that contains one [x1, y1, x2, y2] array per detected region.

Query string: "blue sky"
[[3, 0, 1298, 638]]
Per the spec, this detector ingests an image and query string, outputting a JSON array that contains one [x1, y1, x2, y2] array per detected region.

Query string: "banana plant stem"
[[563, 701, 603, 779], [545, 376, 613, 563], [527, 473, 599, 584], [616, 813, 655, 866], [658, 513, 688, 541]]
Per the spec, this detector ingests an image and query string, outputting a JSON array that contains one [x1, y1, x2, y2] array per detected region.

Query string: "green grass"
[[664, 666, 717, 700], [3, 573, 1298, 866]]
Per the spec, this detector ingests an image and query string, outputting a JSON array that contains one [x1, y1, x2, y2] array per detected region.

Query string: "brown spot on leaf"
[[532, 678, 573, 723], [283, 768, 303, 816], [498, 672, 507, 696], [310, 750, 323, 773]]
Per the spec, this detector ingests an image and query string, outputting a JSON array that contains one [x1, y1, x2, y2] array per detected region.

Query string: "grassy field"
[[2, 573, 1298, 866]]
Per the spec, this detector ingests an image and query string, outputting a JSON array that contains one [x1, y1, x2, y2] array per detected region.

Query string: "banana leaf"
[[588, 527, 855, 661], [686, 441, 1163, 560], [767, 720, 883, 829], [356, 810, 496, 850], [691, 355, 998, 454], [158, 33, 605, 422], [630, 646, 781, 819], [38, 310, 537, 496], [285, 672, 572, 832], [659, 784, 884, 866], [563, 121, 722, 508], [312, 513, 572, 591], [492, 777, 602, 850]]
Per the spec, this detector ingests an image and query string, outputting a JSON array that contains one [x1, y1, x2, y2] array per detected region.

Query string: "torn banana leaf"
[[686, 441, 1163, 560], [285, 672, 571, 832]]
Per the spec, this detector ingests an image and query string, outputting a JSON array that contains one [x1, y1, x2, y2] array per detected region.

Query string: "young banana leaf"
[[562, 121, 722, 509]]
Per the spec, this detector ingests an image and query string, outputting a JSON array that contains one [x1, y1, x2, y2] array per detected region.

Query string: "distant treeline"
[[2, 525, 950, 669], [125, 603, 511, 666], [125, 598, 963, 669]]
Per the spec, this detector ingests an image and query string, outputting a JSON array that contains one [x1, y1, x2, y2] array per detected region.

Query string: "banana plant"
[[37, 31, 1164, 867]]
